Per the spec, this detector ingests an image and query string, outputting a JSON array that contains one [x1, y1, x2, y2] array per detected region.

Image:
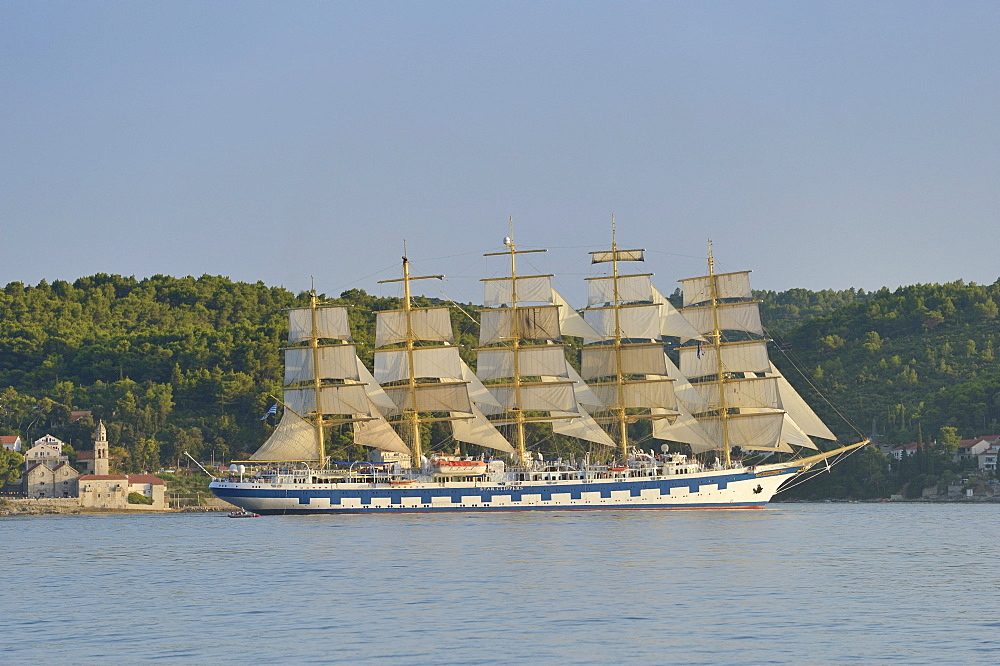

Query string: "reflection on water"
[[4, 504, 999, 664]]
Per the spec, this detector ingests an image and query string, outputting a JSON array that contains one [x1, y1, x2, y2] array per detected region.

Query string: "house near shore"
[[78, 474, 167, 510]]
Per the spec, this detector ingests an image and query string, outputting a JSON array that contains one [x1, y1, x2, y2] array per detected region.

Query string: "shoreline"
[[4, 496, 997, 516], [0, 497, 236, 516]]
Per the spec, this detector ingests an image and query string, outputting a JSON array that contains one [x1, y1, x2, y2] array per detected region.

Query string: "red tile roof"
[[77, 451, 95, 460], [128, 474, 165, 486], [78, 475, 128, 481], [0, 435, 19, 444], [957, 436, 1000, 449]]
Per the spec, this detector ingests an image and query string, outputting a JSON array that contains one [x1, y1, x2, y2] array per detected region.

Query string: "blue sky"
[[2, 1, 998, 305]]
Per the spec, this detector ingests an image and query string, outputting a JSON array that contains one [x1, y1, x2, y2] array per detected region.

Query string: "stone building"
[[77, 475, 128, 508], [93, 420, 109, 476], [127, 474, 166, 508], [23, 434, 79, 498], [19, 423, 167, 507], [74, 421, 111, 475], [78, 474, 167, 510], [25, 461, 79, 498], [75, 451, 95, 475]]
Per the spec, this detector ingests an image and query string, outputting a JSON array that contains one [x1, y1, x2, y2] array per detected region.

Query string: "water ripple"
[[4, 505, 1000, 663]]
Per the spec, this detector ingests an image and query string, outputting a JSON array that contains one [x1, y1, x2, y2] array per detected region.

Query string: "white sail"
[[480, 305, 562, 345], [477, 345, 570, 380], [680, 270, 752, 307], [581, 343, 668, 380], [697, 411, 785, 451], [375, 307, 455, 347], [664, 353, 712, 413], [353, 412, 411, 454], [285, 384, 372, 417], [592, 248, 644, 263], [374, 346, 464, 384], [382, 381, 473, 413], [483, 275, 553, 306], [583, 304, 661, 340], [461, 361, 502, 411], [679, 340, 772, 378], [651, 286, 705, 341], [355, 358, 398, 414], [779, 412, 818, 450], [284, 345, 362, 385], [450, 404, 516, 454], [288, 306, 351, 343], [693, 376, 781, 411], [551, 410, 616, 447], [487, 381, 577, 413], [652, 405, 718, 453], [682, 301, 764, 336], [591, 379, 676, 410], [552, 289, 602, 340], [586, 274, 653, 306], [563, 365, 604, 411], [769, 368, 837, 441], [248, 409, 318, 462]]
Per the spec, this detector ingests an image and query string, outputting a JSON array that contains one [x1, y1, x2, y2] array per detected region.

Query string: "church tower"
[[94, 420, 109, 476]]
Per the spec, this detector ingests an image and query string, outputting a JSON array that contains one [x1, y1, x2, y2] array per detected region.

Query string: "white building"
[[1, 435, 22, 452], [24, 434, 69, 467]]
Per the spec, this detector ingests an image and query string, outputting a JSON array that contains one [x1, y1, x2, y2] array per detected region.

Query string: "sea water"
[[2, 504, 998, 664]]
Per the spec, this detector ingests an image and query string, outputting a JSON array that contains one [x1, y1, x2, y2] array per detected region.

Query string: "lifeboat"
[[431, 457, 489, 477]]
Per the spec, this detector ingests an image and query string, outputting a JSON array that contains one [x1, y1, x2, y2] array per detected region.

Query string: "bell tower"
[[94, 420, 109, 476]]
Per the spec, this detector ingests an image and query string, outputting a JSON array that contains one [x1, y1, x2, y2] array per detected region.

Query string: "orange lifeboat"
[[431, 457, 489, 477]]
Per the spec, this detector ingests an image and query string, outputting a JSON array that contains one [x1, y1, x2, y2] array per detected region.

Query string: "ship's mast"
[[308, 287, 327, 465], [377, 245, 444, 465], [508, 233, 526, 465], [707, 240, 732, 467], [583, 221, 676, 461], [483, 219, 547, 466], [610, 216, 629, 461]]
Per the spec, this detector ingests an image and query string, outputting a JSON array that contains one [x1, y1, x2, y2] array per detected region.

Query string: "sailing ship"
[[208, 237, 867, 514]]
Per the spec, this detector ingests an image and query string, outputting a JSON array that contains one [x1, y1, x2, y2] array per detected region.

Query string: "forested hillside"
[[769, 280, 1000, 444], [0, 275, 472, 471], [1, 273, 998, 499]]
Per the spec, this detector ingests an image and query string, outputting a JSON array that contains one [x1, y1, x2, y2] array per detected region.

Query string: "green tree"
[[937, 426, 960, 453], [0, 448, 24, 485]]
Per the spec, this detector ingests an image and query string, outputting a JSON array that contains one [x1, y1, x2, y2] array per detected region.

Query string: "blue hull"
[[210, 466, 801, 514]]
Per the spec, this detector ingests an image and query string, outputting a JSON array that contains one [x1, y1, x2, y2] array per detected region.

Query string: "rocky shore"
[[0, 497, 236, 516]]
